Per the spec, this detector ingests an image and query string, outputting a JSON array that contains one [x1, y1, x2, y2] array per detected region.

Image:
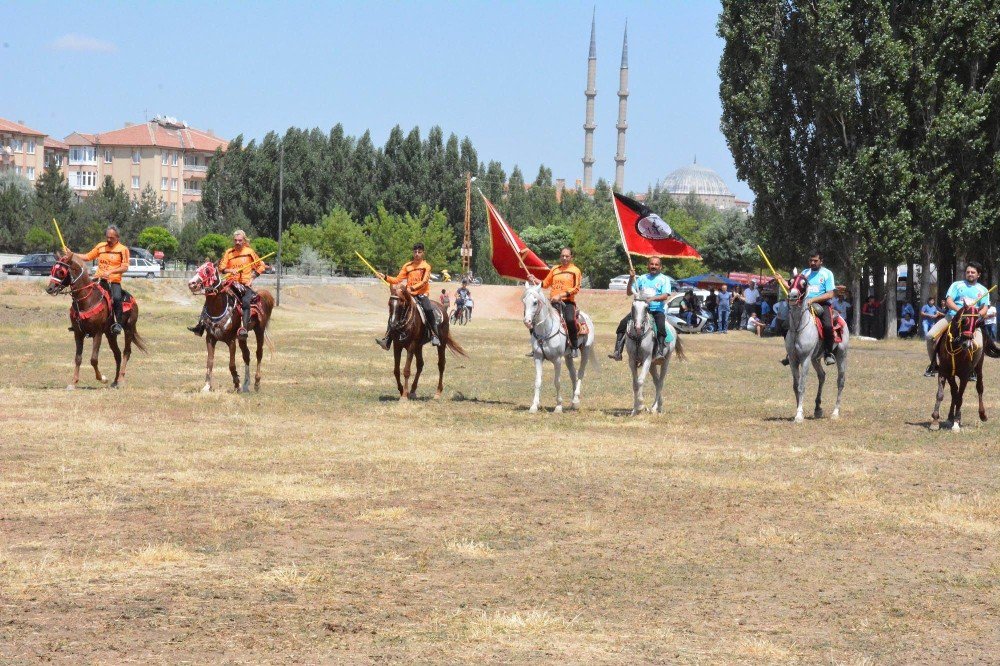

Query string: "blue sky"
[[1, 1, 752, 201]]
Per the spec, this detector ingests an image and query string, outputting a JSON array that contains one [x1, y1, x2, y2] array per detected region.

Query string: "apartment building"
[[64, 115, 227, 226], [0, 118, 46, 183]]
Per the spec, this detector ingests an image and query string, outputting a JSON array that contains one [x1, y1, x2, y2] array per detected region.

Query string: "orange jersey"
[[542, 263, 582, 302], [387, 259, 432, 296], [83, 242, 130, 284], [219, 245, 262, 286]]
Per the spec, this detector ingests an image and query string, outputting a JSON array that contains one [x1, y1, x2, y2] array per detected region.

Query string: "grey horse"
[[625, 295, 683, 415], [522, 283, 596, 413], [785, 284, 849, 422]]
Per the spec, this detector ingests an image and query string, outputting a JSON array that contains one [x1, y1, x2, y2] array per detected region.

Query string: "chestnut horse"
[[385, 283, 465, 400], [931, 305, 1000, 431], [46, 251, 146, 389], [188, 261, 274, 393]]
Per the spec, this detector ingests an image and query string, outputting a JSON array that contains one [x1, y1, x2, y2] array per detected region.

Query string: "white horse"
[[522, 283, 596, 413], [625, 295, 684, 415], [786, 282, 849, 423]]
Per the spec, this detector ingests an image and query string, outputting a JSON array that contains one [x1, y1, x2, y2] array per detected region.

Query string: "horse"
[[625, 295, 684, 415], [785, 276, 849, 423], [521, 282, 596, 413], [46, 250, 146, 389], [188, 261, 274, 393], [930, 305, 999, 431], [385, 283, 465, 400]]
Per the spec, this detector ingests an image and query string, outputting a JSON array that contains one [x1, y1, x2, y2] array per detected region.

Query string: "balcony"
[[183, 188, 203, 196], [183, 164, 208, 173]]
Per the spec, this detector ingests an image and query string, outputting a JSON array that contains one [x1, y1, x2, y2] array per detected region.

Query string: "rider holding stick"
[[924, 261, 989, 377], [71, 225, 130, 335], [775, 250, 837, 366], [375, 243, 441, 348]]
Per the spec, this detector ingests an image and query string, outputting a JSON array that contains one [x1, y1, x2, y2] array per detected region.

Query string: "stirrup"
[[431, 335, 441, 347], [188, 323, 205, 337], [110, 323, 123, 335], [824, 353, 836, 366], [780, 357, 790, 366], [238, 327, 248, 339], [608, 351, 622, 361], [570, 347, 580, 358]]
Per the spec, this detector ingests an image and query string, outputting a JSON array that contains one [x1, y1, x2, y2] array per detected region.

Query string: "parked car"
[[124, 257, 162, 278], [3, 253, 59, 276], [130, 246, 155, 262]]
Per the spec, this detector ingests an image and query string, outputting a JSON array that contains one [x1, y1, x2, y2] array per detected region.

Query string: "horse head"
[[631, 290, 653, 334], [953, 303, 980, 347], [189, 261, 221, 295], [46, 250, 81, 295], [787, 273, 808, 308], [387, 282, 412, 329], [522, 282, 544, 329]]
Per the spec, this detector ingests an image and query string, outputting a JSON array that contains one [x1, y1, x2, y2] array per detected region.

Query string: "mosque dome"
[[662, 161, 733, 197]]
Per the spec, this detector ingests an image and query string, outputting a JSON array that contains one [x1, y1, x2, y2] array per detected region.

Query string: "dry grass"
[[0, 278, 998, 663]]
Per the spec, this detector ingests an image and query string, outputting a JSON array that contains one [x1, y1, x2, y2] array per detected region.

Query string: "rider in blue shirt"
[[610, 256, 672, 360], [776, 250, 837, 365], [924, 261, 989, 376]]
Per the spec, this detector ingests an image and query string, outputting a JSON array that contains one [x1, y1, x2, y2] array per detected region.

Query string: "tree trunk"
[[906, 259, 915, 306], [873, 264, 886, 338], [920, 242, 932, 306], [851, 275, 862, 334], [885, 263, 898, 339]]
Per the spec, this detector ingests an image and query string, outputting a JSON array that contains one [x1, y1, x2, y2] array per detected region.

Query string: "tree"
[[0, 172, 34, 252], [132, 185, 169, 233], [33, 163, 73, 229], [310, 207, 371, 272], [196, 233, 229, 260], [699, 211, 758, 272], [520, 224, 573, 263], [251, 236, 278, 260], [24, 227, 55, 252], [137, 226, 179, 257]]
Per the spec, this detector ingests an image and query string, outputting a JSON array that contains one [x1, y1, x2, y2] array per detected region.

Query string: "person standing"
[[919, 296, 940, 337], [716, 284, 733, 334], [530, 247, 583, 357], [705, 288, 718, 331], [860, 296, 878, 337], [986, 301, 997, 342], [440, 289, 451, 311], [609, 256, 671, 360], [73, 225, 130, 335], [742, 281, 760, 320]]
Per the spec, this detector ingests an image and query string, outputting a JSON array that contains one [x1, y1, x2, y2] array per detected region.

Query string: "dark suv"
[[3, 253, 59, 276]]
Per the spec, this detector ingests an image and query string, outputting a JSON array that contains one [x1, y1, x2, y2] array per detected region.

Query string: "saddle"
[[812, 307, 846, 344], [556, 306, 590, 337], [70, 285, 135, 322], [232, 291, 265, 326]]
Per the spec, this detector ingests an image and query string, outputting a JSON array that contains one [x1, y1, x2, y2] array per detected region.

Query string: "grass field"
[[1, 279, 997, 664]]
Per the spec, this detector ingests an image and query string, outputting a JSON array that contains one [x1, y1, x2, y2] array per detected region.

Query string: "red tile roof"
[[43, 137, 69, 150], [0, 117, 46, 137], [65, 132, 98, 146], [94, 122, 227, 152]]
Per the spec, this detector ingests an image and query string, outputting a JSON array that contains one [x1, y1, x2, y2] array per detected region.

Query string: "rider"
[[456, 280, 472, 318], [609, 256, 670, 361], [776, 250, 837, 366], [530, 247, 583, 358], [924, 261, 989, 377], [375, 242, 440, 348], [73, 225, 130, 335], [190, 230, 263, 340]]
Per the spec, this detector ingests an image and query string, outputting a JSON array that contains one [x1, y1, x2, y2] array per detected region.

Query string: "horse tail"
[[983, 330, 1000, 358], [258, 290, 276, 328], [673, 331, 686, 362], [130, 306, 148, 353], [445, 332, 467, 357]]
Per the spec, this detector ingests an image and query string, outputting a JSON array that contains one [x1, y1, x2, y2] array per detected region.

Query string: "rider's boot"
[[924, 363, 936, 377], [780, 357, 790, 366], [823, 341, 836, 366], [188, 321, 206, 337], [238, 310, 250, 340], [655, 336, 667, 359], [608, 334, 626, 361], [375, 324, 392, 350], [429, 322, 441, 347]]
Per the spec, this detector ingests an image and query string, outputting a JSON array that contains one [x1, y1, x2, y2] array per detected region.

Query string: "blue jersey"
[[634, 273, 671, 312], [945, 280, 989, 318], [800, 267, 836, 298]]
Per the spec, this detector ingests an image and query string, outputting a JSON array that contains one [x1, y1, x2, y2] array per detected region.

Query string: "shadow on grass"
[[599, 407, 637, 417], [449, 393, 516, 407], [378, 394, 435, 402], [763, 415, 797, 422]]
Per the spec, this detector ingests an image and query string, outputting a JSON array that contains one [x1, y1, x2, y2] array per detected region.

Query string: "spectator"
[[716, 284, 733, 334], [861, 296, 881, 337], [440, 289, 451, 311], [681, 289, 699, 327], [760, 298, 772, 322], [986, 301, 997, 341], [831, 292, 850, 325], [742, 281, 761, 317], [901, 300, 915, 320], [772, 298, 790, 337], [898, 312, 918, 338], [747, 312, 765, 336], [705, 288, 718, 331], [920, 296, 941, 337]]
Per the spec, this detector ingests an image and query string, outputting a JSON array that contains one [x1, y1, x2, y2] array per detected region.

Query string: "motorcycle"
[[666, 308, 712, 334]]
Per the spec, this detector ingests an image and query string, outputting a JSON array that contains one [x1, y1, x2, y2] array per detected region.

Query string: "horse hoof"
[[554, 405, 563, 414], [66, 384, 75, 391], [111, 382, 119, 389], [433, 392, 442, 400], [794, 414, 804, 424], [99, 375, 108, 384], [399, 395, 409, 402], [254, 384, 261, 393], [529, 405, 538, 413], [831, 410, 840, 420], [980, 413, 987, 422], [814, 409, 823, 419], [929, 421, 940, 431], [408, 392, 417, 399], [952, 422, 961, 432], [201, 384, 211, 393]]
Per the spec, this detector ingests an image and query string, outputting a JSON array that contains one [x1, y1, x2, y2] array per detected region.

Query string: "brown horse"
[[385, 283, 465, 400], [46, 251, 146, 389], [188, 261, 274, 393], [931, 305, 1000, 431]]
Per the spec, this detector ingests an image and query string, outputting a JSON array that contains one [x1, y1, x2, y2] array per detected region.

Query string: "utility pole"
[[276, 141, 283, 306], [461, 171, 472, 277]]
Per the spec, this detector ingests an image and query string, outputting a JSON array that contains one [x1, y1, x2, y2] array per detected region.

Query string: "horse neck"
[[70, 264, 102, 308], [531, 295, 558, 332], [787, 301, 813, 340], [397, 293, 422, 337], [203, 291, 229, 316]]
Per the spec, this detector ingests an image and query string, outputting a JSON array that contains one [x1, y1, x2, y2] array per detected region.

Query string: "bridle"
[[523, 288, 563, 344], [48, 259, 95, 298], [628, 298, 651, 342]]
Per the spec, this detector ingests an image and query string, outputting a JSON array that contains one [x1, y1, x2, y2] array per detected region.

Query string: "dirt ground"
[[0, 278, 997, 664]]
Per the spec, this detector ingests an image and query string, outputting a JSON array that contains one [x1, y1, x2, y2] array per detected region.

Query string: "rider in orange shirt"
[[188, 230, 264, 340], [376, 242, 441, 348], [72, 225, 130, 335], [530, 247, 583, 357]]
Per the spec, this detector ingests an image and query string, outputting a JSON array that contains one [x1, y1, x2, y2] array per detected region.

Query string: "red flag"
[[482, 194, 550, 281], [612, 192, 702, 259]]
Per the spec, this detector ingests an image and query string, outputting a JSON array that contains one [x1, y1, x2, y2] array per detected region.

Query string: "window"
[[26, 167, 35, 181], [73, 171, 97, 189], [104, 149, 112, 163], [161, 177, 168, 190], [131, 176, 140, 189], [161, 152, 168, 165], [132, 149, 141, 164], [169, 203, 177, 213], [69, 147, 96, 164], [11, 138, 22, 153], [14, 166, 21, 175], [171, 152, 178, 166], [184, 155, 200, 167], [171, 178, 178, 191], [27, 140, 35, 155]]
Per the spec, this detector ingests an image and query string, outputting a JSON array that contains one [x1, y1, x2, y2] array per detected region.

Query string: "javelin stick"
[[757, 244, 789, 296], [354, 250, 390, 285], [610, 191, 635, 275], [52, 217, 69, 253]]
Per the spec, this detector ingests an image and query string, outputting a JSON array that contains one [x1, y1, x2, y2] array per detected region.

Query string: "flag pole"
[[610, 191, 635, 274]]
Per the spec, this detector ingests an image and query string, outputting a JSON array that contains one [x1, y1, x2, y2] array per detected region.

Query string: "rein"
[[627, 302, 651, 342], [526, 296, 564, 344]]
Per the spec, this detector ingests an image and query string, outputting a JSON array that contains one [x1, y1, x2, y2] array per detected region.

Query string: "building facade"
[[0, 118, 46, 184], [661, 161, 751, 213]]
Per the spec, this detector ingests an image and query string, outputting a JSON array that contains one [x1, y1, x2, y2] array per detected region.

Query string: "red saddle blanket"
[[557, 308, 590, 337], [70, 286, 135, 322], [815, 314, 846, 344], [234, 297, 265, 327]]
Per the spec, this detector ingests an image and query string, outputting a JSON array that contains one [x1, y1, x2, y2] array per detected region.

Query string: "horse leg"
[[400, 350, 414, 401], [409, 347, 424, 399], [790, 359, 805, 423], [228, 341, 240, 391], [69, 330, 85, 389], [832, 348, 846, 419], [254, 328, 264, 392], [239, 337, 251, 393], [203, 338, 216, 392], [119, 325, 133, 387], [435, 342, 446, 399], [553, 356, 563, 414], [107, 332, 123, 389], [631, 356, 650, 416], [952, 376, 966, 431], [90, 333, 108, 384], [977, 358, 987, 422], [812, 356, 826, 419], [529, 356, 543, 413], [651, 359, 666, 414], [572, 341, 588, 408], [565, 355, 579, 410], [930, 373, 945, 430], [393, 343, 404, 396]]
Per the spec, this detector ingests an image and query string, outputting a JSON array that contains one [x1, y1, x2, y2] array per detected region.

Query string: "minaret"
[[582, 10, 597, 191], [614, 23, 629, 192]]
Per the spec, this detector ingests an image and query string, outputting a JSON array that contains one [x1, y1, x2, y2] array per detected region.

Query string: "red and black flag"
[[612, 191, 702, 259]]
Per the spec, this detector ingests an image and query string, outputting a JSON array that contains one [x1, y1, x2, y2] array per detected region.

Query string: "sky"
[[0, 1, 753, 202]]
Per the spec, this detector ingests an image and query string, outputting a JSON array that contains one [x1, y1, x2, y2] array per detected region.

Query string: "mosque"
[[572, 14, 751, 214]]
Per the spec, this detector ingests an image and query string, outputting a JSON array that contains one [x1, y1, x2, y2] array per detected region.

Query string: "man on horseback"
[[777, 250, 837, 366], [530, 247, 583, 358], [72, 225, 130, 335], [924, 261, 989, 377], [189, 230, 263, 340], [375, 242, 440, 348], [609, 256, 670, 361]]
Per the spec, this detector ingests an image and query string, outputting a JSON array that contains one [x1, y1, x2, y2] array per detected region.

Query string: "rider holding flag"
[[609, 256, 671, 361], [375, 243, 441, 348]]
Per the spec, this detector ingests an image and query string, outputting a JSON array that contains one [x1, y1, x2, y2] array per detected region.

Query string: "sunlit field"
[[1, 278, 997, 663]]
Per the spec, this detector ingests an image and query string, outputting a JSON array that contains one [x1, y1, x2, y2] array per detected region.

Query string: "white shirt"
[[743, 287, 760, 305], [986, 306, 997, 325]]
